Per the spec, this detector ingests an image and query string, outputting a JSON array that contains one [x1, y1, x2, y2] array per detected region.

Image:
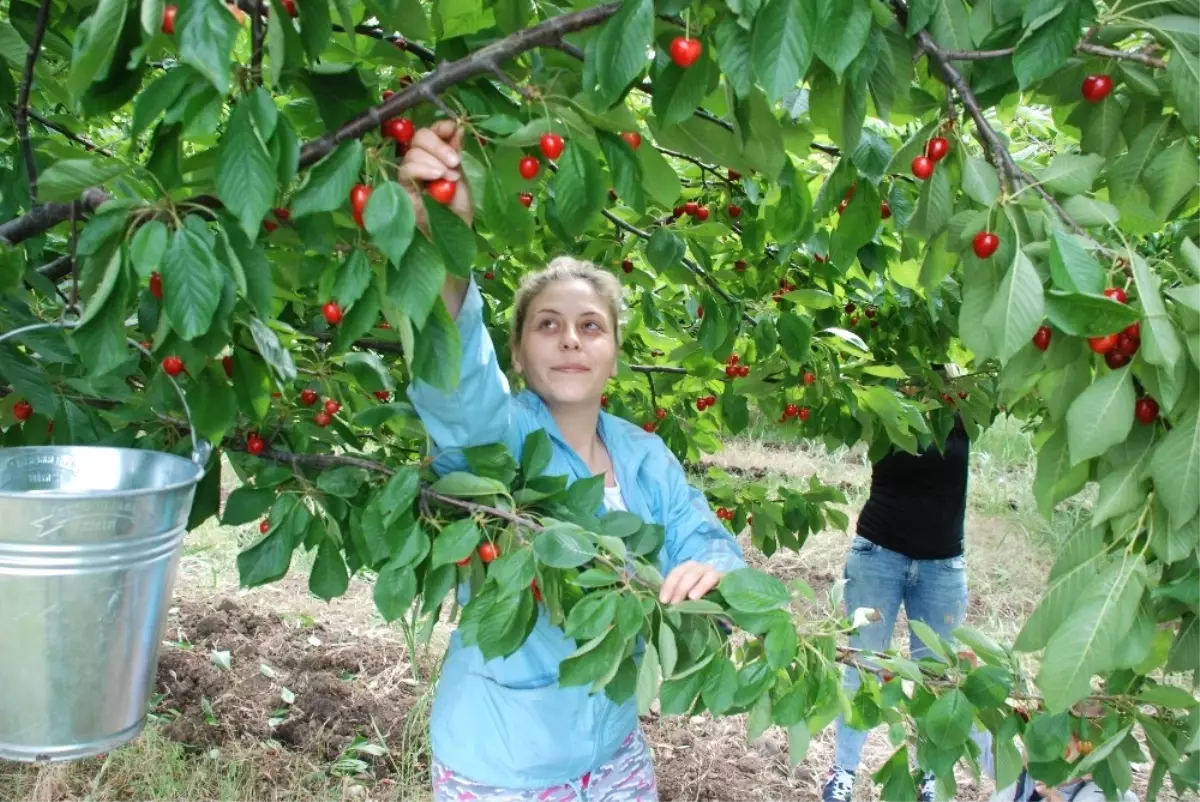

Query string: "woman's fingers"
[[397, 150, 461, 185], [411, 125, 461, 169], [659, 562, 721, 604]]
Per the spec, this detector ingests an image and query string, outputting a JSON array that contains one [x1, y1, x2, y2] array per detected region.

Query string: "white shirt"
[[604, 483, 628, 512]]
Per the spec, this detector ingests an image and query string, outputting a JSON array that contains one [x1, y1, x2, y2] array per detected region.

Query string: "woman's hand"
[[397, 120, 473, 230], [659, 561, 722, 604]]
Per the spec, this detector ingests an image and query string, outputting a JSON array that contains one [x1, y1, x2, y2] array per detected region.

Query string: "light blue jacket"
[[407, 279, 746, 790]]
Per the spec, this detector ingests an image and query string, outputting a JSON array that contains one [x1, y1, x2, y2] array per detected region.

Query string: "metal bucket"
[[0, 321, 212, 763]]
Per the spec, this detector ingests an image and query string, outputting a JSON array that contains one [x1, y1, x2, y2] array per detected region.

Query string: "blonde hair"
[[510, 256, 624, 347]]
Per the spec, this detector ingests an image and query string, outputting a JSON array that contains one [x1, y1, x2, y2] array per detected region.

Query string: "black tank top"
[[855, 422, 970, 560]]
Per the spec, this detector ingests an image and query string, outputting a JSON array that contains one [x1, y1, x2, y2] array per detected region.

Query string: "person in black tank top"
[[821, 396, 986, 802]]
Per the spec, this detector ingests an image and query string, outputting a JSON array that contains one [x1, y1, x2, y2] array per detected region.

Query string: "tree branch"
[[15, 0, 53, 202], [0, 188, 109, 247], [20, 108, 114, 157], [938, 41, 1166, 70], [250, 3, 265, 86]]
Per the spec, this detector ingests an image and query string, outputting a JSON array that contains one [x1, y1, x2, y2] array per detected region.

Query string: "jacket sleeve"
[[659, 447, 746, 575], [406, 279, 512, 476]]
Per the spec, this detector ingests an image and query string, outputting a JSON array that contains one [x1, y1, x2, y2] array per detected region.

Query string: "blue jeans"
[[833, 535, 983, 772]]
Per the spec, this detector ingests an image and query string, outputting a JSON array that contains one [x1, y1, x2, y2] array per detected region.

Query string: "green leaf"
[[1045, 291, 1141, 337], [1066, 367, 1135, 466], [481, 155, 534, 247], [963, 665, 1015, 709], [565, 592, 618, 641], [714, 14, 755, 99], [752, 0, 815, 104], [1132, 254, 1183, 370], [130, 221, 168, 280], [237, 530, 294, 587], [521, 429, 553, 479], [636, 642, 661, 715], [217, 101, 275, 240], [1015, 525, 1107, 652], [636, 143, 682, 207], [66, 0, 128, 100], [429, 471, 508, 497], [328, 249, 372, 310], [533, 523, 597, 568], [550, 142, 606, 238], [489, 548, 536, 597], [424, 197, 478, 277], [179, 0, 240, 93], [411, 301, 460, 392], [962, 157, 1000, 206], [248, 317, 297, 382], [290, 140, 364, 219], [586, 0, 651, 108], [1049, 231, 1104, 295], [984, 250, 1045, 364], [907, 0, 935, 33], [924, 689, 975, 749], [1037, 557, 1147, 712], [163, 227, 223, 340], [719, 568, 791, 613], [1025, 712, 1072, 763], [788, 723, 810, 766], [316, 467, 367, 498], [1038, 153, 1105, 196], [373, 467, 421, 528], [1032, 428, 1090, 518], [598, 131, 646, 213], [431, 519, 481, 567], [651, 42, 717, 128], [222, 487, 276, 526], [1092, 430, 1156, 527], [309, 538, 350, 600], [1147, 408, 1200, 528], [364, 182, 416, 265], [1013, 3, 1080, 89], [560, 629, 624, 688], [387, 236, 445, 329], [1166, 47, 1200, 136], [37, 160, 127, 204], [814, 0, 872, 78], [190, 365, 237, 443], [646, 228, 685, 272], [297, 0, 332, 61], [373, 562, 418, 621], [907, 164, 952, 239]]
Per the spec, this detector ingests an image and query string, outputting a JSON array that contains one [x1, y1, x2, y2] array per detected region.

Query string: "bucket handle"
[[0, 319, 213, 467]]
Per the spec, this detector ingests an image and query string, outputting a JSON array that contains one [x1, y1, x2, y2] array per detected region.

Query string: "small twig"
[[250, 1, 265, 86], [15, 0, 53, 202], [644, 372, 658, 411], [657, 147, 734, 188], [68, 205, 79, 313], [20, 108, 114, 157], [938, 42, 1166, 70]]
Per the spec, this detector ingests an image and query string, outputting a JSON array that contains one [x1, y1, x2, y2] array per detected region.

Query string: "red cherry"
[[382, 90, 394, 100], [728, 204, 741, 218], [620, 259, 634, 274], [1103, 287, 1128, 304], [696, 207, 710, 221], [803, 371, 815, 385], [382, 118, 414, 145], [669, 36, 703, 68], [725, 365, 737, 378], [247, 435, 265, 455], [642, 421, 655, 432], [313, 410, 332, 427], [728, 169, 740, 180], [161, 4, 177, 34], [880, 202, 891, 219], [374, 390, 391, 401], [912, 156, 935, 180], [273, 207, 291, 223], [844, 302, 856, 314], [428, 179, 456, 204], [281, 0, 297, 16], [322, 301, 343, 325], [973, 232, 999, 259], [222, 355, 234, 378], [655, 408, 667, 420], [798, 407, 811, 422], [349, 183, 371, 228], [531, 580, 542, 602], [850, 316, 860, 326], [260, 519, 270, 534], [1082, 74, 1114, 103], [519, 156, 539, 180], [601, 395, 608, 408], [621, 131, 642, 150], [518, 192, 533, 208], [324, 399, 341, 415], [13, 400, 32, 421], [1135, 397, 1159, 424], [697, 306, 705, 318], [865, 306, 877, 319], [1105, 350, 1130, 369], [683, 201, 699, 216], [727, 354, 739, 365], [697, 397, 709, 411], [706, 395, 717, 405], [925, 137, 950, 162], [162, 356, 184, 376], [785, 404, 798, 418], [813, 253, 826, 263], [958, 391, 968, 400], [608, 188, 618, 201], [1033, 326, 1052, 351], [1123, 321, 1140, 339], [456, 556, 471, 567], [300, 389, 318, 406], [672, 206, 684, 218], [149, 272, 163, 300], [836, 199, 848, 215], [734, 259, 747, 272], [483, 271, 495, 280], [539, 133, 564, 160], [1088, 334, 1119, 354], [478, 542, 499, 563]]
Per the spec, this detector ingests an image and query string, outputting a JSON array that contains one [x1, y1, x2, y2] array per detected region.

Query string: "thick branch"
[[299, 3, 619, 168], [0, 188, 109, 247], [15, 0, 53, 202]]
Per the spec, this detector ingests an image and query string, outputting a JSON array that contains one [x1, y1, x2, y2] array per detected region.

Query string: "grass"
[[0, 415, 1155, 802]]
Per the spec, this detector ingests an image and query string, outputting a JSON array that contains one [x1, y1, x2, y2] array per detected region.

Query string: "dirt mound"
[[153, 598, 429, 777]]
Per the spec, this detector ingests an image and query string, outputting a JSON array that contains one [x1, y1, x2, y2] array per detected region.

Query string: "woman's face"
[[512, 278, 618, 410]]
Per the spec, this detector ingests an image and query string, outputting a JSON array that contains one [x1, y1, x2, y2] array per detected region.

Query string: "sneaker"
[[918, 771, 937, 802], [821, 766, 855, 802]]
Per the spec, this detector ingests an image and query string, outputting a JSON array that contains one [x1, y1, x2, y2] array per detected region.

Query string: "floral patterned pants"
[[431, 728, 658, 802]]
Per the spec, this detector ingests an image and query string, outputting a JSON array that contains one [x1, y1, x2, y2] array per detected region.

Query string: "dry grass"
[[0, 418, 1188, 802]]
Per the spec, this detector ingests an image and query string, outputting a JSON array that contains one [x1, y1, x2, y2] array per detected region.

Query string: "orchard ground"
[[0, 417, 1185, 802]]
